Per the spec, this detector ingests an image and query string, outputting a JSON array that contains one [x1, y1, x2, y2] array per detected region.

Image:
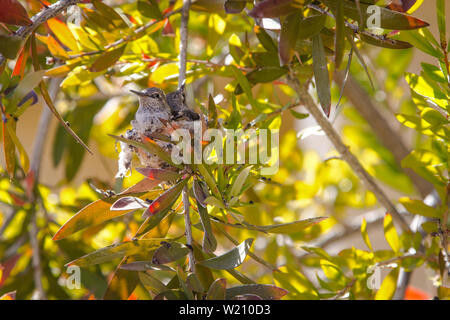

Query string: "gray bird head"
[[166, 83, 186, 114], [130, 87, 169, 111]]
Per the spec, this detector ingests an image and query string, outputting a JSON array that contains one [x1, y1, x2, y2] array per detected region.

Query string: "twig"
[[68, 9, 182, 60], [0, 0, 81, 66], [28, 78, 61, 300], [178, 0, 195, 273], [289, 78, 411, 232], [333, 71, 433, 198]]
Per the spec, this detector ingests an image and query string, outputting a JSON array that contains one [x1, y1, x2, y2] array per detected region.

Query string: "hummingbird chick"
[[116, 87, 175, 177], [166, 84, 201, 131]]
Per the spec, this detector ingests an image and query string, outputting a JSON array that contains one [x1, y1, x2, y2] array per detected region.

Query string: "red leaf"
[[12, 46, 27, 79], [0, 0, 32, 26], [162, 18, 174, 37], [248, 0, 296, 18]]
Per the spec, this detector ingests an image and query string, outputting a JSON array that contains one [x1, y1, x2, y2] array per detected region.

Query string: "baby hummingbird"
[[166, 83, 200, 124]]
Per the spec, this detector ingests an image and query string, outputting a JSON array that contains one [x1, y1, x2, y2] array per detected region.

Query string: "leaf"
[[47, 18, 78, 52], [137, 0, 163, 20], [135, 167, 182, 181], [90, 45, 125, 72], [323, 0, 429, 30], [399, 198, 440, 219], [103, 263, 140, 300], [248, 0, 297, 18], [375, 269, 399, 300], [224, 0, 247, 14], [290, 110, 309, 119], [361, 218, 373, 251], [6, 122, 29, 173], [139, 272, 167, 294], [206, 278, 227, 300], [278, 11, 302, 66], [254, 25, 277, 52], [259, 217, 327, 234], [229, 165, 252, 197], [152, 241, 190, 264], [207, 94, 218, 128], [66, 239, 165, 267], [110, 196, 149, 211], [296, 14, 327, 40], [197, 164, 222, 200], [199, 238, 253, 270], [359, 31, 413, 49], [334, 0, 345, 69], [120, 261, 175, 272], [46, 35, 69, 60], [226, 284, 288, 300], [142, 178, 186, 218], [52, 195, 138, 240], [0, 35, 23, 59], [120, 178, 161, 195], [383, 213, 401, 253], [312, 34, 331, 117], [10, 70, 46, 106], [0, 0, 32, 26], [196, 198, 217, 253], [92, 0, 128, 29], [2, 118, 15, 178]]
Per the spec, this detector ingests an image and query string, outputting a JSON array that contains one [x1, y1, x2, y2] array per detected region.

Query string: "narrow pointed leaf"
[[259, 217, 327, 233], [66, 239, 165, 267], [226, 284, 288, 300], [206, 278, 227, 300], [90, 45, 125, 72], [47, 18, 78, 52], [312, 34, 331, 117], [383, 213, 401, 253], [142, 179, 186, 218], [136, 167, 182, 181], [199, 238, 253, 270], [0, 0, 32, 26], [249, 0, 297, 18], [361, 218, 373, 251], [110, 196, 149, 211], [197, 198, 217, 253], [152, 241, 190, 264], [120, 261, 175, 272]]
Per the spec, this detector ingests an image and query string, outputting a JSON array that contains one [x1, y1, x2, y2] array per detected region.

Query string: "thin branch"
[[289, 78, 411, 232], [179, 0, 195, 273], [68, 9, 181, 60], [0, 0, 81, 66], [333, 71, 433, 198], [28, 78, 61, 300]]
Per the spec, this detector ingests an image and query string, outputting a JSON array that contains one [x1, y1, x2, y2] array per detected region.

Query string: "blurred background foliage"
[[0, 0, 449, 300]]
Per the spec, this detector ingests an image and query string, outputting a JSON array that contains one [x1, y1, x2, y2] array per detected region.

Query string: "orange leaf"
[[405, 286, 430, 300]]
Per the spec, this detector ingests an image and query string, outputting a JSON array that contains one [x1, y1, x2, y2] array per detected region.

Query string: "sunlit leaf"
[[383, 213, 401, 253], [226, 284, 288, 300], [199, 238, 253, 270]]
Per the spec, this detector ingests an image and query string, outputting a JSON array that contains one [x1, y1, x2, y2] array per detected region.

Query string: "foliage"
[[0, 0, 448, 300]]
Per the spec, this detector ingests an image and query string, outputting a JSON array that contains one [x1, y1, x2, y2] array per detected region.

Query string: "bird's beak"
[[130, 89, 146, 97]]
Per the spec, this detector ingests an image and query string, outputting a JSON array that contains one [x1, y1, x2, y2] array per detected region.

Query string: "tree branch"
[[28, 78, 61, 300], [290, 78, 411, 232], [178, 0, 195, 273], [0, 0, 81, 66], [333, 71, 433, 198]]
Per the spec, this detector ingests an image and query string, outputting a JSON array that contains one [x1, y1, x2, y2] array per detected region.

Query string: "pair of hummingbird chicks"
[[116, 85, 202, 178]]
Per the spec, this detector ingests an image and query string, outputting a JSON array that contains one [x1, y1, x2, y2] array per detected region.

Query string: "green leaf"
[[224, 0, 247, 14], [143, 178, 187, 218], [436, 0, 446, 44], [290, 109, 309, 119], [199, 238, 253, 270], [229, 165, 252, 197], [196, 197, 217, 253], [0, 35, 23, 59], [10, 70, 46, 106], [383, 213, 401, 253], [120, 261, 175, 272], [260, 217, 327, 234], [375, 269, 399, 300], [52, 195, 139, 240], [226, 284, 288, 300], [334, 0, 345, 69], [361, 218, 373, 251], [323, 0, 429, 30], [312, 34, 331, 117], [254, 25, 277, 52], [66, 239, 165, 267], [278, 11, 302, 66], [152, 241, 190, 264], [139, 272, 167, 294], [92, 0, 128, 29], [206, 278, 227, 300], [399, 197, 441, 219], [90, 45, 125, 72], [296, 14, 327, 40], [137, 0, 163, 20]]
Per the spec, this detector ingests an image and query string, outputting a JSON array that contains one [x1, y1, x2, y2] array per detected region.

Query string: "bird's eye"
[[150, 93, 160, 99]]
